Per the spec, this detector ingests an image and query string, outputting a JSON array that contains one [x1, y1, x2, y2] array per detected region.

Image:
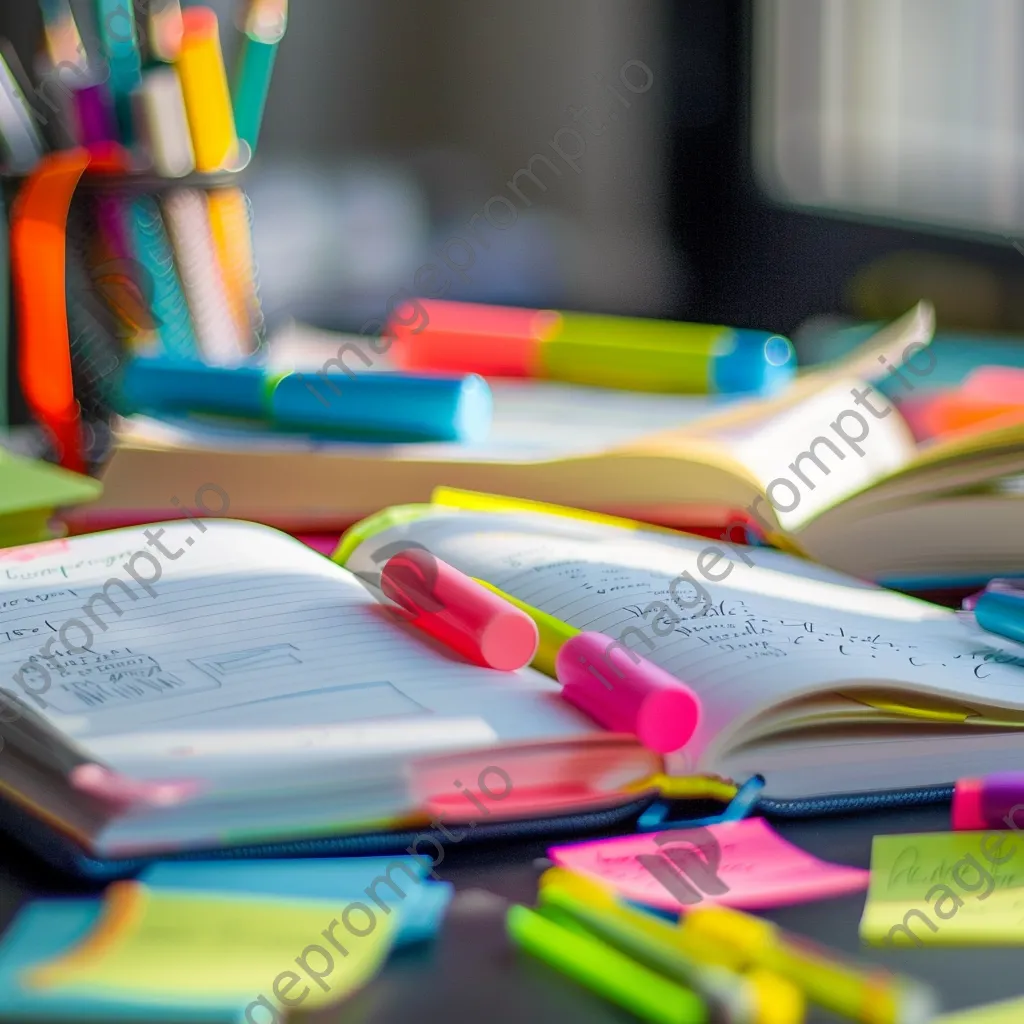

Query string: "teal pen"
[[94, 0, 143, 142], [232, 0, 287, 153], [974, 591, 1024, 646], [127, 196, 202, 361]]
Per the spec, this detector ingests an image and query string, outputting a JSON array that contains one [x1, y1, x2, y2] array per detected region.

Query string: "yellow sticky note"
[[937, 996, 1024, 1022], [27, 883, 396, 1011], [860, 831, 1024, 947]]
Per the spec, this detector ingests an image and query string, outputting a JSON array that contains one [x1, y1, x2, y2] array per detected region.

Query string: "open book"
[[0, 521, 657, 863], [340, 496, 1024, 804], [83, 303, 1024, 583]]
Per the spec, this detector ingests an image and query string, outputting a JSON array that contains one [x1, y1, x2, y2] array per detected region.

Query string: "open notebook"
[[340, 498, 1024, 804], [0, 521, 658, 866]]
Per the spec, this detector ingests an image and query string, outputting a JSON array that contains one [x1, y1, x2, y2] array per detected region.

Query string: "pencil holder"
[[2, 149, 266, 473]]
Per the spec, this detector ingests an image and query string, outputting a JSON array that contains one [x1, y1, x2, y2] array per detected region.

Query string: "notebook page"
[[344, 510, 1024, 770], [0, 521, 594, 781]]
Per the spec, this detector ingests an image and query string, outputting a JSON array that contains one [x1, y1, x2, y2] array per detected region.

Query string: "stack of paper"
[[0, 856, 452, 1022], [0, 449, 101, 548]]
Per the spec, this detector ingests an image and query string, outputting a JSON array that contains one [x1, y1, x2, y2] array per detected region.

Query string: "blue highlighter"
[[121, 357, 493, 443]]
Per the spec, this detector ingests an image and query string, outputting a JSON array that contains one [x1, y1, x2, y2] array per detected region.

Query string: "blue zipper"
[[755, 783, 954, 817]]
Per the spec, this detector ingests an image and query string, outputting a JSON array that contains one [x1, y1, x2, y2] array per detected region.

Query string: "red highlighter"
[[380, 549, 539, 671]]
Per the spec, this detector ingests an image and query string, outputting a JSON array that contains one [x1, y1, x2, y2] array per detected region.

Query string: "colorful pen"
[[973, 591, 1024, 646], [134, 66, 195, 177], [507, 904, 707, 1024], [952, 772, 1024, 831], [538, 869, 803, 1024], [146, 0, 185, 63], [161, 188, 249, 364], [177, 6, 239, 172], [94, 0, 143, 142], [0, 45, 46, 173], [126, 195, 202, 361], [388, 299, 796, 395], [233, 0, 288, 154], [473, 581, 700, 753], [680, 905, 936, 1024]]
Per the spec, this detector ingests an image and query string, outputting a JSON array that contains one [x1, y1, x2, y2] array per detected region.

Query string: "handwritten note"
[[549, 818, 869, 911], [861, 831, 1024, 946], [342, 507, 1024, 787]]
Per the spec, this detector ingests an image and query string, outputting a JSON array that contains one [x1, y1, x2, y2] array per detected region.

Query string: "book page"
[[0, 521, 595, 782], [709, 378, 919, 532], [344, 509, 1024, 770]]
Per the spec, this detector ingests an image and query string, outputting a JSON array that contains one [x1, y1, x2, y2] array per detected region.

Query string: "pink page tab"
[[549, 818, 869, 911]]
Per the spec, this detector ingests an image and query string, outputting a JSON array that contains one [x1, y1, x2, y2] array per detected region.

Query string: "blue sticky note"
[[0, 900, 247, 1021], [139, 856, 451, 946]]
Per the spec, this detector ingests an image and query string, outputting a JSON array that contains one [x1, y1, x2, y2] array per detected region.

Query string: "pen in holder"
[[4, 149, 265, 473]]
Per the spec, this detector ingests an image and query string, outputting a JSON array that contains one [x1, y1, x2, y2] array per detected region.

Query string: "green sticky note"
[[0, 450, 102, 517], [28, 883, 396, 1013], [861, 830, 1024, 947], [0, 451, 101, 546]]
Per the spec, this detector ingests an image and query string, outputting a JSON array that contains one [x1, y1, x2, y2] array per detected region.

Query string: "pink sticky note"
[[549, 818, 869, 911]]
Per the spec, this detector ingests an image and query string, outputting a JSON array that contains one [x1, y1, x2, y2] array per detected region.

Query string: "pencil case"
[[2, 146, 266, 474]]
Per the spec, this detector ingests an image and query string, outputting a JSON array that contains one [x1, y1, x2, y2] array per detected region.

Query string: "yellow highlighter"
[[681, 905, 936, 1024], [539, 868, 803, 1024], [431, 486, 687, 541], [177, 6, 239, 171]]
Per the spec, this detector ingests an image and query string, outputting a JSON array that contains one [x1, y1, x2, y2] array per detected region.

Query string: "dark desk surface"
[[2, 806, 1022, 1023]]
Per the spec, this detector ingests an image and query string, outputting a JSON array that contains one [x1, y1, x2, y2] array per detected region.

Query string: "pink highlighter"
[[555, 632, 701, 754], [380, 549, 539, 671]]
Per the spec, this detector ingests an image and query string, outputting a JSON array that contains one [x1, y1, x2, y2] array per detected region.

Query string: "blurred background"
[[4, 0, 1024, 357]]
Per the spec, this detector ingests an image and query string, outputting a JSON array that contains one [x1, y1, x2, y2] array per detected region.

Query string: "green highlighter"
[[507, 904, 707, 1024]]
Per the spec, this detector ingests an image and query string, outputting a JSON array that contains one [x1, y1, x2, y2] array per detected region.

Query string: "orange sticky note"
[[550, 818, 869, 912]]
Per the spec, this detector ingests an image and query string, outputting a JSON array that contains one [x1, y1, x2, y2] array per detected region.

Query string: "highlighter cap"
[[711, 329, 795, 395], [389, 299, 558, 377]]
